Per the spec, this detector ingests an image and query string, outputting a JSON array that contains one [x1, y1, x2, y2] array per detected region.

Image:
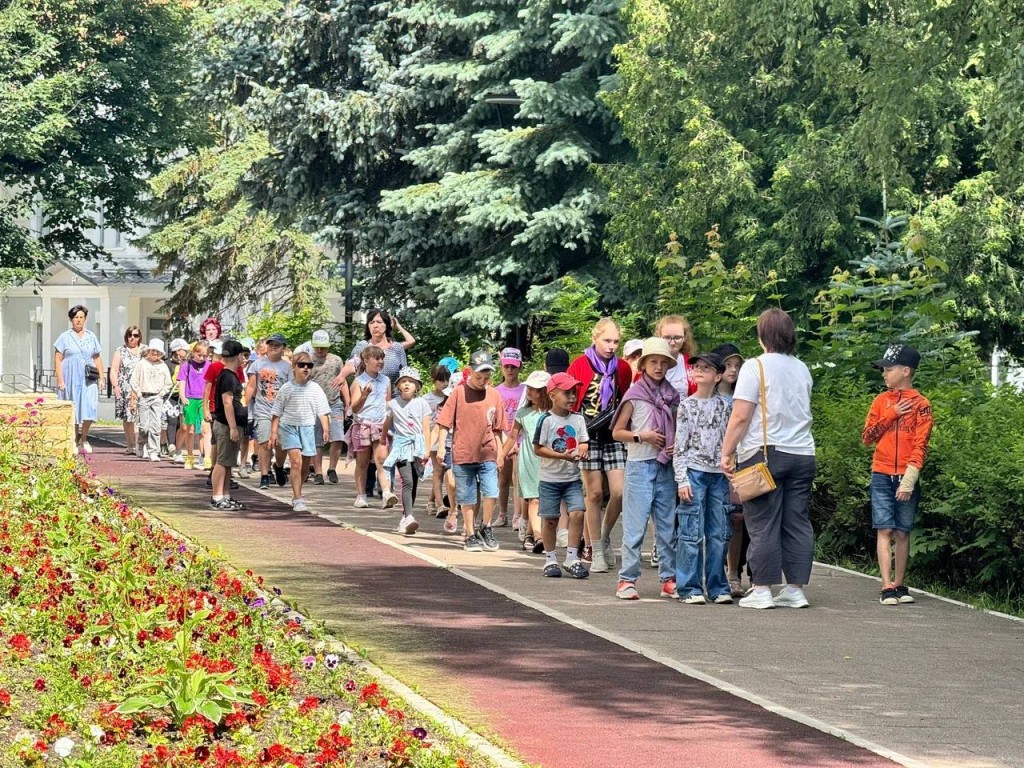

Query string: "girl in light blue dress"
[[53, 305, 104, 453]]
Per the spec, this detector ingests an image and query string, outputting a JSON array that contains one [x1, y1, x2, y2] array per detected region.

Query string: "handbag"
[[84, 363, 100, 382], [585, 405, 615, 432], [729, 358, 777, 504]]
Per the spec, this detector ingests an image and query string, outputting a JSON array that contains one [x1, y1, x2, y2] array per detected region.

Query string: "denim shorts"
[[870, 472, 919, 532], [279, 424, 317, 456], [538, 479, 585, 518], [452, 461, 498, 505], [314, 411, 346, 444]]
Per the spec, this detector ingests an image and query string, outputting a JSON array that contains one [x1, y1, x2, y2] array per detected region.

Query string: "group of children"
[[121, 322, 933, 607]]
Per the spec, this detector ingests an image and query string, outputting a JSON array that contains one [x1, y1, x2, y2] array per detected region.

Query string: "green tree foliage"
[[0, 0, 196, 265], [604, 0, 1024, 353], [199, 0, 626, 339]]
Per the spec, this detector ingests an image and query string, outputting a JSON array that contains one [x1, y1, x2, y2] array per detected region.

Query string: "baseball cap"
[[623, 339, 644, 358], [873, 344, 920, 370], [169, 338, 189, 353], [688, 351, 726, 373], [710, 343, 742, 361], [312, 330, 331, 348], [544, 348, 570, 374], [546, 372, 580, 393], [438, 356, 461, 375], [266, 333, 287, 345], [524, 370, 551, 389], [146, 338, 166, 357], [221, 339, 244, 358], [500, 347, 522, 367], [469, 349, 495, 373]]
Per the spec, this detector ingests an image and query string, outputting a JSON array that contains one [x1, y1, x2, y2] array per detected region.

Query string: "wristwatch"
[[632, 433, 641, 443]]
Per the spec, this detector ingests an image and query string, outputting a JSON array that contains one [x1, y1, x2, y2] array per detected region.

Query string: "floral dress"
[[114, 345, 142, 421]]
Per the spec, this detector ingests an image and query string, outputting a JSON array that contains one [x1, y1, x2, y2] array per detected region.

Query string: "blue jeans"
[[452, 461, 499, 505], [674, 469, 730, 598], [618, 459, 677, 583], [870, 472, 918, 532]]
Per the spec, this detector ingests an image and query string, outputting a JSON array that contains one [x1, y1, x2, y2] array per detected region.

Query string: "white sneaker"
[[398, 515, 419, 535], [382, 492, 399, 509], [601, 538, 616, 567], [738, 588, 776, 609], [81, 441, 92, 454], [517, 517, 528, 542], [173, 452, 186, 464], [681, 594, 706, 605], [237, 465, 251, 479], [773, 587, 809, 608], [590, 547, 609, 573], [292, 498, 309, 512], [149, 454, 161, 462], [556, 528, 568, 548], [353, 495, 369, 509]]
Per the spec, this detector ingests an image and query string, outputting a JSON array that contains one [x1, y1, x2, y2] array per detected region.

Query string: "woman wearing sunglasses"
[[269, 352, 331, 514], [110, 325, 144, 454]]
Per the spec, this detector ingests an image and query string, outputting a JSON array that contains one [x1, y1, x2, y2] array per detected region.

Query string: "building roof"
[[47, 254, 171, 285]]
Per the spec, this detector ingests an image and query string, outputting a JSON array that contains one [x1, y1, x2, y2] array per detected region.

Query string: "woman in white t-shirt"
[[720, 308, 816, 610]]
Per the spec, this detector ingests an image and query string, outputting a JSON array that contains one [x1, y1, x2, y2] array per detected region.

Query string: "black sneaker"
[[532, 539, 545, 555], [259, 475, 270, 490], [895, 585, 915, 604], [463, 534, 484, 553], [879, 587, 899, 606], [478, 526, 499, 552], [562, 560, 589, 579], [230, 480, 239, 490], [313, 474, 325, 485], [523, 535, 535, 551], [327, 469, 338, 484], [160, 444, 170, 457], [542, 562, 562, 578], [273, 464, 287, 486]]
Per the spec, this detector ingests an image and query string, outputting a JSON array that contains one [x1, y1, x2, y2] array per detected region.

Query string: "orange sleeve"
[[906, 398, 933, 469], [861, 395, 894, 445]]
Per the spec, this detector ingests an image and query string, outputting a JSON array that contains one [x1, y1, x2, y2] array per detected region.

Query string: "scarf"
[[616, 373, 680, 465], [584, 345, 618, 411]]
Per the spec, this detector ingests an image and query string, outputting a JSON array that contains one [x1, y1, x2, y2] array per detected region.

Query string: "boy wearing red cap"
[[533, 372, 590, 578]]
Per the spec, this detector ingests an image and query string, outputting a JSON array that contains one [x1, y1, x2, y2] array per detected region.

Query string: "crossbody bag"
[[729, 358, 777, 503]]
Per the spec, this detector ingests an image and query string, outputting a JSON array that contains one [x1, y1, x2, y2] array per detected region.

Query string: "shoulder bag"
[[729, 358, 777, 503], [70, 333, 100, 382]]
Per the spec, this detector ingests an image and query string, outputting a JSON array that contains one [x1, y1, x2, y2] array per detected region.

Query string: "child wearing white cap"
[[130, 339, 173, 461]]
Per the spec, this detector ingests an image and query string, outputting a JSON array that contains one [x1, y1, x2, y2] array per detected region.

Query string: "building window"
[[147, 318, 168, 337]]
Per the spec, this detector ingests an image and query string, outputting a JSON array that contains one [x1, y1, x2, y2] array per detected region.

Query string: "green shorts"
[[182, 398, 205, 428]]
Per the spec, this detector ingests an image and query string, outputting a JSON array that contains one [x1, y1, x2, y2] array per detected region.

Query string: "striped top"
[[271, 380, 331, 427]]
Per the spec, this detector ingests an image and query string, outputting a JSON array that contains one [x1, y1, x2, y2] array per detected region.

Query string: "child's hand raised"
[[893, 400, 913, 416]]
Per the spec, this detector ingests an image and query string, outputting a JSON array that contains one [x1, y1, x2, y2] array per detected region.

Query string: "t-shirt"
[[388, 397, 432, 438], [272, 380, 330, 426], [309, 352, 344, 409], [496, 383, 526, 435], [249, 357, 293, 420], [423, 390, 445, 427], [666, 355, 697, 397], [436, 384, 508, 464], [350, 340, 408, 384], [353, 371, 388, 423], [673, 395, 732, 483], [177, 359, 210, 400], [625, 399, 659, 462], [534, 411, 589, 483], [204, 361, 245, 412], [213, 368, 246, 427], [733, 353, 815, 462]]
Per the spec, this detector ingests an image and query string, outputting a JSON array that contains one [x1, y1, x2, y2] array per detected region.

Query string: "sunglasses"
[[296, 362, 315, 369], [129, 333, 141, 338]]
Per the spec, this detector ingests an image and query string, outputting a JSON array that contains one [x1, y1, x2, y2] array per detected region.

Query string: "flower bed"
[[0, 413, 487, 768]]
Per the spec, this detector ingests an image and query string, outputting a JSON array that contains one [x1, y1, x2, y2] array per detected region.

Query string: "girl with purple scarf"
[[609, 338, 681, 600]]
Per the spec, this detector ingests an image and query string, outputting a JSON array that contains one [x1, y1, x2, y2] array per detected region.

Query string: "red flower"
[[33, 678, 46, 691], [298, 696, 319, 714], [8, 633, 30, 656]]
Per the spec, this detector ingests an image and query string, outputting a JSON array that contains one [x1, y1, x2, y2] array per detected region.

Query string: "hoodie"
[[861, 388, 933, 475]]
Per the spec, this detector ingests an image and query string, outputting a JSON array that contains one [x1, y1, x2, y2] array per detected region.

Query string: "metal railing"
[[0, 373, 36, 395]]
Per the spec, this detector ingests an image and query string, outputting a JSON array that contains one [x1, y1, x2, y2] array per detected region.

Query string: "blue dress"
[[54, 330, 101, 425]]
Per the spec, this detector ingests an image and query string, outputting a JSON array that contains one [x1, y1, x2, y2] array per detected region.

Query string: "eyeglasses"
[[129, 333, 141, 338], [661, 335, 685, 342], [296, 362, 315, 369]]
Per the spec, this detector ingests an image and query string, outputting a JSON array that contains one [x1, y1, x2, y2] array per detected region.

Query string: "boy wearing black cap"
[[862, 344, 933, 606]]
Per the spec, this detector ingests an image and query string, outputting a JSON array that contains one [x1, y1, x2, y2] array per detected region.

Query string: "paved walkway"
[[88, 433, 1023, 768]]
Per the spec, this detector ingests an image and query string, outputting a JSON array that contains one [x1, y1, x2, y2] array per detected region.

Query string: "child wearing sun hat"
[[384, 366, 433, 536], [130, 339, 173, 462]]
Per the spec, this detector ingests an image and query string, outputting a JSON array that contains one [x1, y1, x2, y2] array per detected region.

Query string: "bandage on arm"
[[898, 465, 920, 495]]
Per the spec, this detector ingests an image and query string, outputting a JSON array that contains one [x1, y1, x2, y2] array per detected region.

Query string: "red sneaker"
[[660, 579, 679, 599]]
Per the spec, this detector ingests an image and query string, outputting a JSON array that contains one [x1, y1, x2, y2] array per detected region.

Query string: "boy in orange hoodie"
[[862, 345, 933, 606]]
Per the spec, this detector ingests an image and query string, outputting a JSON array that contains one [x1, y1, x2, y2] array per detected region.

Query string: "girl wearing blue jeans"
[[610, 338, 680, 600]]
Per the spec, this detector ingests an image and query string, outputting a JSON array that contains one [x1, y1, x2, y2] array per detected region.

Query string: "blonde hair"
[[654, 314, 697, 357], [591, 317, 620, 341]]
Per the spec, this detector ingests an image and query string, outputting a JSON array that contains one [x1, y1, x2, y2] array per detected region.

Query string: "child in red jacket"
[[862, 345, 933, 607]]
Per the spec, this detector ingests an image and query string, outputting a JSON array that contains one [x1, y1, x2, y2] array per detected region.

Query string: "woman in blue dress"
[[54, 305, 105, 453]]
